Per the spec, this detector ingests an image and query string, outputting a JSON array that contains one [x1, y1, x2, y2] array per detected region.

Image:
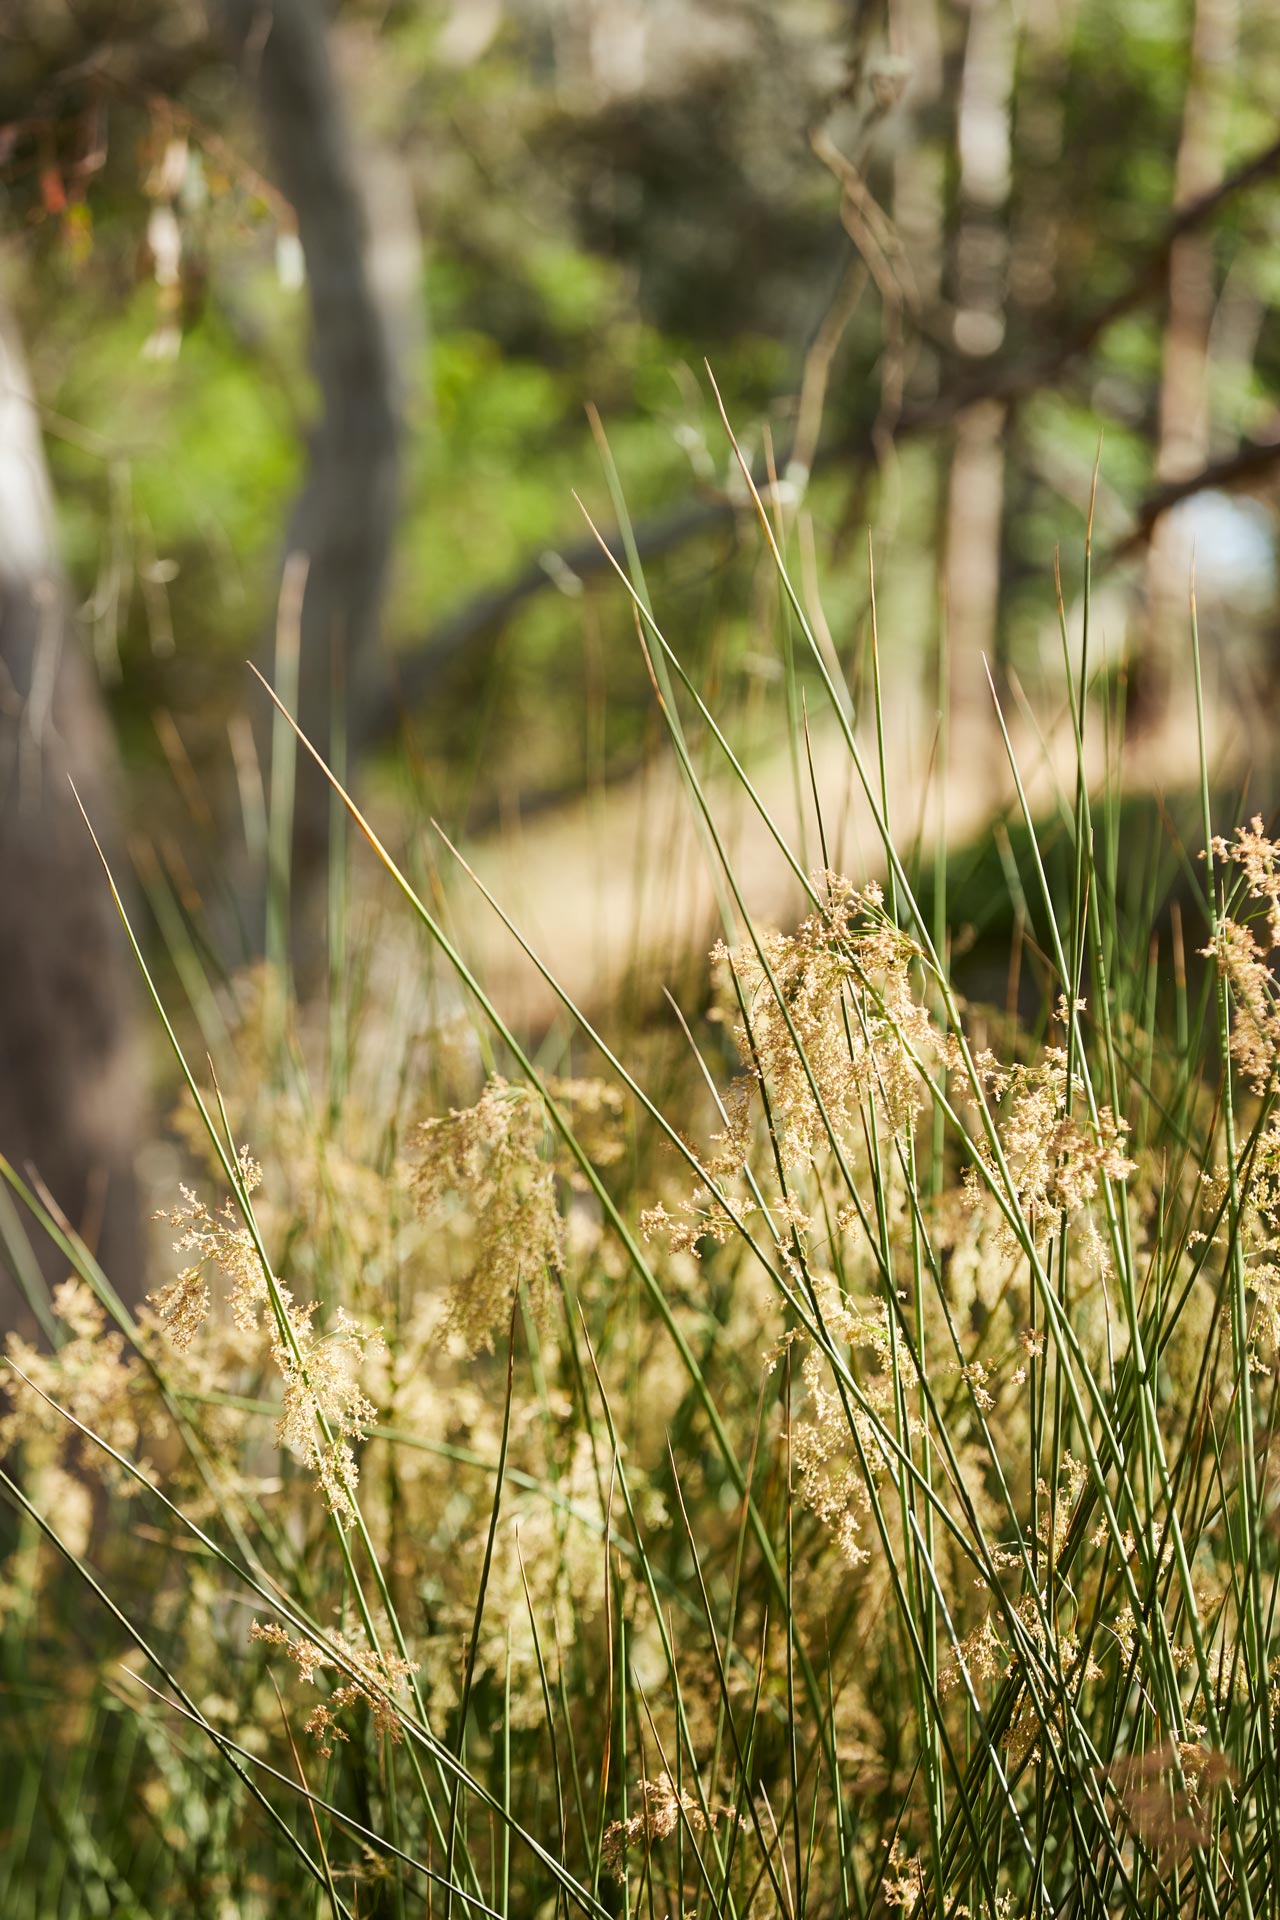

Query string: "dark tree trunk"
[[0, 296, 143, 1331], [222, 0, 401, 939]]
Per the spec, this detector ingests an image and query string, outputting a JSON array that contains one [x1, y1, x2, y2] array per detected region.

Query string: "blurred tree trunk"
[[0, 284, 143, 1331], [221, 0, 401, 954], [941, 0, 1015, 763], [1139, 0, 1239, 721]]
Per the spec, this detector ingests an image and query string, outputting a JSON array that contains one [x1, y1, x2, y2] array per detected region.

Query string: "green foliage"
[[8, 0, 1280, 825]]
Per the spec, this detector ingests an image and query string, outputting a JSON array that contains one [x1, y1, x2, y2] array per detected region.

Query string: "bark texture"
[[0, 296, 143, 1331], [223, 0, 401, 928]]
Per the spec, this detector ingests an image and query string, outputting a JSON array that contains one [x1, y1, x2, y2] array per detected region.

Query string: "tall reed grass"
[[4, 400, 1279, 1919]]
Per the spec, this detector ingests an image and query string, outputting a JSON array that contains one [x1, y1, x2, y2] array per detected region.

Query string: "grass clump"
[[4, 421, 1280, 1920]]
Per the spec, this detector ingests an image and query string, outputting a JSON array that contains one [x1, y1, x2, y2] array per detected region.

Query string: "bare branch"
[[1111, 433, 1280, 561], [359, 129, 1280, 753]]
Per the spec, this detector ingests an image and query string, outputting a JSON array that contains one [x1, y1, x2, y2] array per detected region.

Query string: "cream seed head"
[[413, 1076, 564, 1354]]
